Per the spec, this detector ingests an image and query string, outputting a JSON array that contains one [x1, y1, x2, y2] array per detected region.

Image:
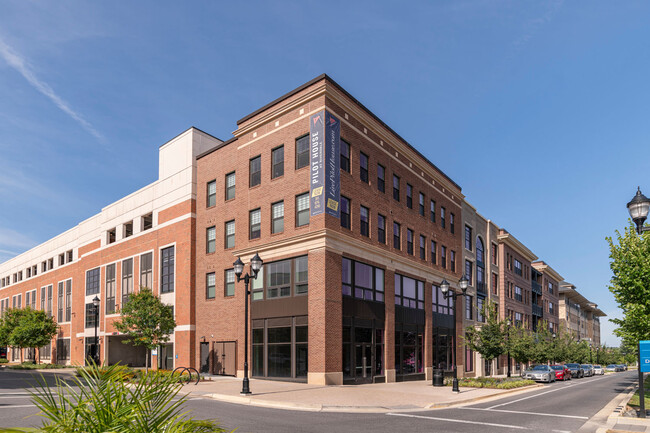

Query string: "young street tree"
[[0, 308, 58, 363], [507, 323, 535, 368], [114, 288, 176, 372], [607, 222, 650, 351], [464, 302, 504, 375]]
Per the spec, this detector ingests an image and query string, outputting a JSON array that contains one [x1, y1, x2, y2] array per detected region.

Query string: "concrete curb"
[[585, 382, 639, 433], [202, 383, 545, 413]]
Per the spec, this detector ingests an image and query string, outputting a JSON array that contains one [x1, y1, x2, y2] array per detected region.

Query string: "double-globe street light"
[[233, 253, 263, 396], [626, 187, 650, 418], [440, 275, 469, 393]]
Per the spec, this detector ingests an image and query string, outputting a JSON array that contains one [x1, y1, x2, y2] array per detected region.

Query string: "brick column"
[[424, 278, 433, 380], [308, 248, 342, 385], [384, 267, 396, 383]]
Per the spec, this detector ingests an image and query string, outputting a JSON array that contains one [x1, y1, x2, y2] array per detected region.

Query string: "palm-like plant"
[[6, 363, 226, 433]]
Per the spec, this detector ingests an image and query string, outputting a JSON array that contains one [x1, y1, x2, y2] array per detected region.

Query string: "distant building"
[[558, 282, 605, 346]]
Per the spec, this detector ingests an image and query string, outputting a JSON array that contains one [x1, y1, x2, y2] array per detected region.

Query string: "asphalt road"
[[0, 368, 637, 432]]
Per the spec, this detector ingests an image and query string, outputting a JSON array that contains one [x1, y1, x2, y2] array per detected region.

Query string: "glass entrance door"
[[355, 344, 372, 379]]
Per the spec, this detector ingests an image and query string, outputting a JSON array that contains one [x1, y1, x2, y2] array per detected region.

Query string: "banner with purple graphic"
[[309, 110, 340, 218]]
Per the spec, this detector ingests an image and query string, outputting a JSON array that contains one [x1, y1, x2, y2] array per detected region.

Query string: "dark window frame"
[[249, 208, 261, 240], [360, 205, 369, 237], [160, 246, 175, 294], [359, 151, 369, 183], [249, 155, 262, 187], [340, 139, 350, 173], [377, 164, 385, 192], [225, 172, 236, 201], [295, 134, 310, 169], [340, 196, 351, 229], [271, 145, 284, 179], [377, 214, 386, 244]]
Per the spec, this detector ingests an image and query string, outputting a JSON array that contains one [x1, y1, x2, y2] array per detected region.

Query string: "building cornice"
[[497, 231, 537, 262], [532, 261, 564, 283]]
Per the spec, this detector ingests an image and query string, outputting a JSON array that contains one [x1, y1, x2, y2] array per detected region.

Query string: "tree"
[[464, 302, 504, 375], [0, 308, 58, 364], [529, 321, 554, 364], [606, 222, 650, 352], [114, 288, 176, 372], [507, 324, 535, 367]]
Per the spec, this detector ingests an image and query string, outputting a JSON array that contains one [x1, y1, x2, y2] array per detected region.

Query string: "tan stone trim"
[[307, 371, 343, 385], [497, 233, 538, 262]]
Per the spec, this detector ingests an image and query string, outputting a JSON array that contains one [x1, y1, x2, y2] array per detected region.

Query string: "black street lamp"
[[626, 187, 649, 418], [506, 318, 512, 378], [233, 253, 263, 396], [440, 275, 469, 393], [92, 295, 100, 365]]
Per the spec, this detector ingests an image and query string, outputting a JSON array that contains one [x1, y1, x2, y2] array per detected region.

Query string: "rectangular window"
[[548, 282, 554, 294], [393, 175, 400, 201], [419, 193, 425, 216], [393, 222, 401, 250], [431, 241, 437, 264], [12, 294, 22, 309], [465, 260, 473, 285], [419, 235, 426, 260], [465, 225, 472, 251], [271, 201, 284, 234], [406, 184, 413, 209], [515, 286, 523, 302], [492, 243, 498, 265], [86, 268, 100, 295], [406, 229, 414, 255], [40, 287, 45, 311], [123, 222, 133, 238], [514, 259, 522, 276], [249, 155, 261, 187], [430, 200, 435, 222], [206, 272, 216, 299], [294, 256, 308, 294], [106, 263, 116, 314], [395, 273, 425, 309], [207, 180, 217, 206], [377, 164, 385, 192], [160, 246, 175, 293], [56, 339, 70, 361], [359, 152, 368, 183], [377, 214, 386, 244], [206, 226, 216, 253], [47, 285, 52, 316], [249, 209, 261, 239], [225, 172, 236, 200], [140, 252, 153, 289], [296, 193, 309, 227], [465, 344, 474, 372], [142, 213, 153, 231], [271, 146, 284, 179], [440, 207, 446, 228], [450, 213, 455, 234], [465, 295, 473, 320], [251, 267, 264, 301], [225, 220, 235, 249], [224, 269, 235, 297], [295, 135, 309, 169], [340, 196, 351, 229], [57, 282, 64, 322], [360, 205, 369, 237], [450, 250, 456, 272], [267, 260, 291, 298], [477, 297, 485, 323], [492, 273, 498, 295], [122, 258, 133, 306], [340, 139, 350, 173], [441, 246, 447, 269], [85, 303, 97, 328], [107, 229, 116, 245], [341, 257, 384, 302]]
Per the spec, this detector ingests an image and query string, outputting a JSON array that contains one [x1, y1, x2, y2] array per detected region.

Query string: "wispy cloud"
[[0, 227, 37, 251], [512, 0, 564, 48], [0, 36, 104, 141]]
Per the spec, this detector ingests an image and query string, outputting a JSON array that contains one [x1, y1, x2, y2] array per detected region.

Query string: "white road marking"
[[0, 396, 31, 399], [552, 430, 572, 433], [459, 407, 588, 419], [386, 412, 529, 430], [0, 405, 36, 409], [487, 375, 610, 409]]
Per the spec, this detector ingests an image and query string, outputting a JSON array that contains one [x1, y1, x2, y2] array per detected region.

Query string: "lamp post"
[[626, 187, 650, 418], [440, 275, 469, 393], [506, 318, 512, 378], [92, 295, 100, 365], [552, 333, 557, 365], [233, 253, 263, 396]]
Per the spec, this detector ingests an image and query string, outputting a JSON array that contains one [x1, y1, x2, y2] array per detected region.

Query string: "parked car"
[[581, 364, 595, 377], [621, 364, 628, 371], [550, 364, 571, 381], [522, 365, 556, 383], [565, 363, 585, 378], [605, 364, 618, 372], [593, 365, 605, 375]]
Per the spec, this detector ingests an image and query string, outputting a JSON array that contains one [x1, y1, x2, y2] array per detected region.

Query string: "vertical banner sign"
[[309, 110, 340, 217], [640, 340, 650, 373]]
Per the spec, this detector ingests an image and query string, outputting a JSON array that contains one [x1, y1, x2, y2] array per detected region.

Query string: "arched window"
[[476, 237, 486, 301], [476, 237, 485, 264]]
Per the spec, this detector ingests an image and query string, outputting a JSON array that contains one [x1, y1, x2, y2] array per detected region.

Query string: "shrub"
[[8, 362, 74, 370], [444, 376, 536, 388], [22, 363, 226, 432], [0, 358, 8, 364]]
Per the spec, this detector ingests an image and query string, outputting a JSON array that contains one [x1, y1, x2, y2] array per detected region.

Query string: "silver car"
[[522, 365, 556, 383], [593, 365, 605, 375], [581, 364, 594, 377]]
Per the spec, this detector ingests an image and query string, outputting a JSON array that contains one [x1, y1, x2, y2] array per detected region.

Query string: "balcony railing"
[[531, 280, 542, 295], [532, 304, 543, 317]]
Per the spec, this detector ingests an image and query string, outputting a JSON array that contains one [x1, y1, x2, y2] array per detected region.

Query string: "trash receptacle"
[[432, 368, 444, 387]]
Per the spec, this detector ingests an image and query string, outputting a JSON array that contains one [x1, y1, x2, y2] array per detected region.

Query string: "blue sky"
[[1, 0, 648, 346]]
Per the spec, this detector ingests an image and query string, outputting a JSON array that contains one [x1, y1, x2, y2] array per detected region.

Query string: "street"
[[0, 369, 637, 432]]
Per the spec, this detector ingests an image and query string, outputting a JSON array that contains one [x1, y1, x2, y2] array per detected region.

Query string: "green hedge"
[[0, 358, 8, 364], [8, 362, 74, 370], [444, 376, 536, 389]]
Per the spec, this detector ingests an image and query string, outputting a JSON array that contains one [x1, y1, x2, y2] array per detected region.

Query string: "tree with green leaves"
[[529, 320, 554, 364], [606, 221, 650, 352], [0, 307, 58, 363], [114, 288, 176, 372], [464, 302, 505, 376], [507, 323, 535, 368]]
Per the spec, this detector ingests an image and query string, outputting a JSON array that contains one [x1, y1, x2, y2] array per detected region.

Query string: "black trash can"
[[432, 368, 444, 387]]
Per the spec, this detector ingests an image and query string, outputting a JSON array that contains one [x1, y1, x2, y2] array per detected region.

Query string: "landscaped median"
[[444, 376, 536, 389], [5, 361, 75, 370]]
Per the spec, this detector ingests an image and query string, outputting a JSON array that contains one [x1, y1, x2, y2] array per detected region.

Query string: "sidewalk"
[[181, 376, 543, 413]]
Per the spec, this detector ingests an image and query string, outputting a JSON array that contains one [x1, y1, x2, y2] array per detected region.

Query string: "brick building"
[[558, 282, 604, 346]]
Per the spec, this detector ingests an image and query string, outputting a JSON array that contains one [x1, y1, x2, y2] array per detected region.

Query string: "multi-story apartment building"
[[531, 261, 562, 334], [195, 74, 464, 385], [0, 128, 221, 368], [558, 282, 605, 345]]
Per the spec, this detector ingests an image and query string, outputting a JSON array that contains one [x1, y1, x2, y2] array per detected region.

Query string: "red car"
[[550, 365, 571, 381]]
